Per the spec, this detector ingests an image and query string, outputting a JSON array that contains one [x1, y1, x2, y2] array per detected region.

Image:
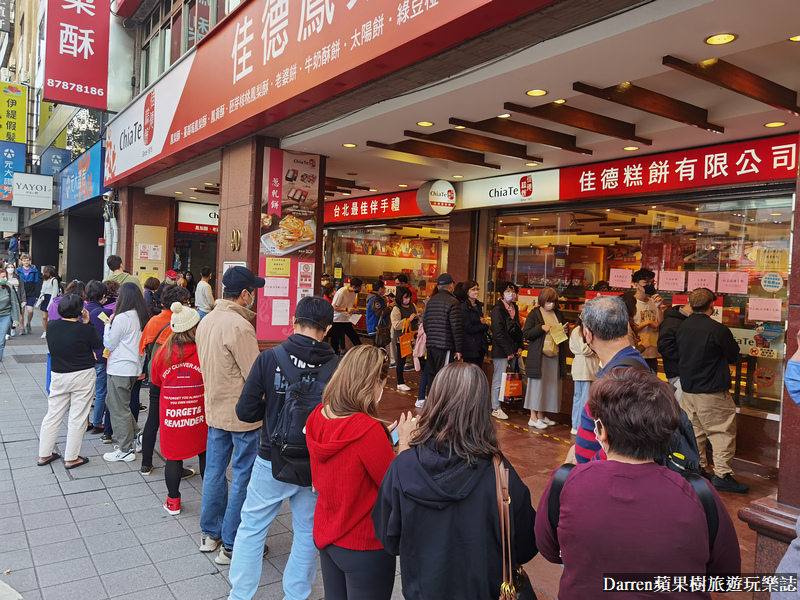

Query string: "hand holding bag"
[[399, 318, 416, 358], [494, 455, 536, 600], [502, 361, 523, 402]]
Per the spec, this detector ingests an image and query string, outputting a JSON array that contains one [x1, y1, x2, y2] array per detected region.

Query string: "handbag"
[[494, 456, 536, 600], [371, 298, 391, 347], [399, 319, 416, 358]]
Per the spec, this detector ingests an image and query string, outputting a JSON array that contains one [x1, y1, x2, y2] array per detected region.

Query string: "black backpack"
[[269, 346, 339, 487]]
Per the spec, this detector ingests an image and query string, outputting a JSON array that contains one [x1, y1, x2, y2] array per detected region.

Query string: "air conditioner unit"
[[0, 68, 9, 81], [8, 58, 15, 72], [19, 69, 30, 84]]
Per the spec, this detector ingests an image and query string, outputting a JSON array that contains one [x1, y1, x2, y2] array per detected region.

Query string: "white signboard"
[[177, 201, 220, 233], [455, 170, 559, 210], [730, 327, 784, 358], [12, 173, 54, 209], [0, 207, 18, 232]]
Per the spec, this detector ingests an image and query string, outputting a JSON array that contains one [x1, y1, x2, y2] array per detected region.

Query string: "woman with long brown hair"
[[306, 345, 415, 600], [373, 362, 537, 600]]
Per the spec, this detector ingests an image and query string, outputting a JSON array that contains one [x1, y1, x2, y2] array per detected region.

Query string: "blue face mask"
[[785, 361, 800, 405]]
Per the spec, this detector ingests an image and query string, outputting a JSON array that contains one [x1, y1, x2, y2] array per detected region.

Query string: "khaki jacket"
[[196, 299, 261, 432]]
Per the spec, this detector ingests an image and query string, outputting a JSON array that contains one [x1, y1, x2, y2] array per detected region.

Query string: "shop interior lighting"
[[189, 187, 197, 191], [614, 228, 622, 231], [416, 121, 434, 127], [497, 113, 512, 118], [705, 33, 737, 45], [342, 192, 350, 196], [175, 191, 183, 194], [369, 188, 378, 192], [651, 205, 657, 209], [789, 35, 800, 42], [342, 143, 357, 148], [623, 146, 639, 151], [526, 89, 548, 97], [525, 162, 538, 167], [764, 122, 786, 128], [771, 213, 782, 216], [452, 175, 464, 178], [204, 183, 214, 186], [398, 184, 408, 188], [189, 196, 197, 200], [553, 99, 566, 104], [605, 209, 611, 212], [530, 217, 539, 221], [454, 125, 466, 129]]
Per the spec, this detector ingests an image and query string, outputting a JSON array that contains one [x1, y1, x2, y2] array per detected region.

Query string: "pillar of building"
[[739, 175, 800, 599], [447, 210, 476, 283], [117, 187, 176, 278]]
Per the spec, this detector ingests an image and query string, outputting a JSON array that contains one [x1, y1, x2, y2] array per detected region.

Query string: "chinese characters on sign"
[[0, 83, 28, 144], [44, 0, 110, 110], [323, 190, 422, 223], [0, 141, 26, 201], [561, 134, 799, 199], [0, 0, 11, 33]]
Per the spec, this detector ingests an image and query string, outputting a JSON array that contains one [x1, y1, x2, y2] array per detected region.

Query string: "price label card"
[[718, 272, 748, 295], [747, 298, 782, 322], [687, 271, 716, 292], [609, 268, 632, 289], [657, 271, 685, 292]]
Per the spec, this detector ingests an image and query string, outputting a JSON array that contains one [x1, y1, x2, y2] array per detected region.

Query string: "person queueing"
[[195, 266, 215, 320], [4, 263, 23, 341], [307, 345, 416, 600], [84, 281, 113, 435], [0, 274, 21, 374], [330, 278, 363, 355], [152, 302, 208, 515], [489, 282, 524, 421], [103, 282, 150, 462], [37, 265, 59, 339], [36, 294, 102, 469], [143, 277, 161, 316], [390, 286, 418, 393], [457, 280, 489, 368], [568, 317, 599, 436]]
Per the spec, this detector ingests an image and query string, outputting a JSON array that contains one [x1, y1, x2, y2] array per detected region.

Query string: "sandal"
[[65, 456, 89, 470], [37, 452, 61, 466]]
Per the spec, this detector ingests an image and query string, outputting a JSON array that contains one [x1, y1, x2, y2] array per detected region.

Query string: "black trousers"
[[645, 358, 659, 374], [166, 452, 206, 499], [318, 544, 395, 600], [425, 347, 456, 394], [395, 340, 407, 385], [140, 384, 161, 468], [330, 322, 362, 353]]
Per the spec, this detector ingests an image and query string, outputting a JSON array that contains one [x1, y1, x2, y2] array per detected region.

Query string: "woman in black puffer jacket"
[[456, 280, 488, 366]]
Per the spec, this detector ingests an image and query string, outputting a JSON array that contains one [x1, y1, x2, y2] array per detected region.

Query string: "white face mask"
[[503, 292, 514, 302], [544, 302, 555, 311], [376, 388, 384, 405], [468, 289, 479, 299]]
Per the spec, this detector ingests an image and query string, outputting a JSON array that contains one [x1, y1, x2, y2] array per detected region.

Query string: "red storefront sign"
[[560, 134, 799, 200], [177, 223, 220, 233], [44, 0, 109, 110], [323, 190, 422, 223], [105, 0, 559, 186]]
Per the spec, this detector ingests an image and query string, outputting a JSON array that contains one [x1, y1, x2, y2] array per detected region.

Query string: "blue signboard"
[[41, 147, 72, 176], [58, 141, 107, 211], [0, 140, 26, 201]]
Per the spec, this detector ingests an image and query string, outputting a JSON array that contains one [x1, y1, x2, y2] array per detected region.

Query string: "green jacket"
[[0, 285, 21, 324], [104, 271, 143, 292]]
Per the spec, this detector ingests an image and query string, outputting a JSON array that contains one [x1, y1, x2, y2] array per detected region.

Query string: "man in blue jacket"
[[365, 279, 392, 346], [16, 254, 40, 335]]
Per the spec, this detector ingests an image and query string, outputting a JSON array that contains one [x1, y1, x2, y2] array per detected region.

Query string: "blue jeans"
[[201, 426, 259, 551], [0, 314, 10, 362], [228, 457, 318, 600], [92, 363, 108, 427], [197, 309, 209, 321], [46, 354, 51, 394], [572, 380, 591, 430], [492, 357, 521, 410]]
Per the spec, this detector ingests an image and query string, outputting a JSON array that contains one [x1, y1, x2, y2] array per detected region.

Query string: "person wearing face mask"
[[457, 280, 489, 368], [230, 296, 338, 598], [3, 264, 23, 341], [0, 273, 21, 372], [490, 282, 524, 420], [195, 266, 265, 565], [535, 368, 740, 600], [391, 286, 418, 392], [522, 287, 568, 429], [631, 268, 664, 373], [154, 270, 179, 311], [307, 345, 416, 600]]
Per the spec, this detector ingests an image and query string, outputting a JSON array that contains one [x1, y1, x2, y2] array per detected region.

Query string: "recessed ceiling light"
[[416, 121, 434, 127], [369, 188, 377, 192], [749, 218, 755, 221], [525, 162, 538, 167], [454, 125, 466, 129], [398, 184, 408, 188], [771, 213, 782, 216], [605, 209, 611, 212], [623, 146, 639, 151], [695, 207, 699, 211], [452, 175, 463, 178], [189, 196, 197, 200], [189, 187, 197, 191], [789, 35, 800, 42], [614, 228, 622, 231], [175, 191, 183, 194], [499, 220, 503, 223], [204, 183, 214, 186], [530, 217, 539, 221], [765, 121, 786, 128], [705, 33, 737, 45], [526, 89, 547, 97], [342, 143, 357, 148], [553, 99, 566, 104], [651, 205, 657, 209], [342, 192, 350, 196], [497, 113, 511, 119]]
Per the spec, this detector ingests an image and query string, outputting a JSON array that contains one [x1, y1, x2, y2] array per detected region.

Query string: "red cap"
[[165, 270, 178, 279]]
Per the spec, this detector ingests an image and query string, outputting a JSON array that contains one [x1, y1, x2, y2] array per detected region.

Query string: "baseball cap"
[[436, 273, 454, 285], [223, 266, 265, 294], [165, 270, 178, 279]]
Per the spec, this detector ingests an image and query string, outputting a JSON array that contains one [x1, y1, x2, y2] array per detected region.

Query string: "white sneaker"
[[414, 398, 425, 409], [491, 408, 509, 420], [199, 534, 222, 552], [40, 332, 47, 339], [528, 419, 548, 429], [541, 416, 556, 426], [103, 446, 135, 462], [134, 431, 143, 453], [570, 428, 578, 435], [4, 334, 8, 341], [397, 384, 411, 392]]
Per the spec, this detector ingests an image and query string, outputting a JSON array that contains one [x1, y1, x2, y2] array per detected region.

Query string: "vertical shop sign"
[[44, 0, 110, 110], [0, 141, 26, 201], [59, 141, 108, 210], [257, 149, 321, 340], [0, 83, 28, 143], [0, 0, 11, 32]]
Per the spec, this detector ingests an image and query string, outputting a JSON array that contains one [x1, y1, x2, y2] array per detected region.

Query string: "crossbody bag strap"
[[547, 463, 576, 535], [686, 473, 719, 552], [494, 455, 515, 599]]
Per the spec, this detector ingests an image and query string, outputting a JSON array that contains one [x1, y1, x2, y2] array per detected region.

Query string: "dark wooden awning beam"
[[448, 117, 592, 155], [365, 139, 501, 169], [663, 55, 800, 117], [573, 81, 725, 134], [504, 101, 652, 145], [325, 177, 372, 191], [403, 129, 543, 162]]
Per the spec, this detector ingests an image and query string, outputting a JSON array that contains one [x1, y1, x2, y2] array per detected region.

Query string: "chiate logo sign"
[[417, 180, 456, 216], [144, 91, 155, 146]]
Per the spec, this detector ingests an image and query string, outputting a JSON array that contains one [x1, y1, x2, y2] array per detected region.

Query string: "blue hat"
[[223, 266, 265, 295], [436, 273, 454, 285]]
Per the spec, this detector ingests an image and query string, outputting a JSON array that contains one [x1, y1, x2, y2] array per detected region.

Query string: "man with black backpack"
[[228, 296, 338, 600]]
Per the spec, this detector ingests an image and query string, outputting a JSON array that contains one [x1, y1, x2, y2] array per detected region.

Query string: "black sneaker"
[[710, 474, 749, 494], [141, 465, 154, 475], [181, 468, 196, 480], [139, 405, 148, 412], [91, 426, 105, 434], [100, 434, 113, 444], [699, 470, 713, 481]]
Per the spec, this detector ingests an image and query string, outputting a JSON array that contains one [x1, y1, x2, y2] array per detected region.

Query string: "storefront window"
[[489, 195, 793, 415], [324, 218, 450, 306]]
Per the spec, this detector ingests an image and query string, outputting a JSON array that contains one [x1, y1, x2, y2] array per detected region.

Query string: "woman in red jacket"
[[306, 345, 416, 600], [151, 302, 208, 516]]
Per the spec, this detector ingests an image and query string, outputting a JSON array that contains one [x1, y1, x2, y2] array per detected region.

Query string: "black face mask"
[[643, 283, 656, 296]]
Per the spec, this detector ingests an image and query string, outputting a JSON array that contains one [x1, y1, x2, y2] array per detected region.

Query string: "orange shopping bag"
[[399, 319, 416, 358]]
